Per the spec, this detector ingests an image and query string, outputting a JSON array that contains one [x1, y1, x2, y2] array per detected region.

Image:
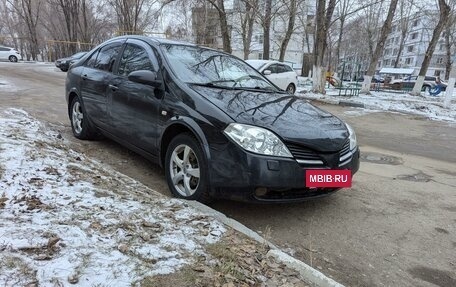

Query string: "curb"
[[306, 97, 365, 109], [184, 200, 344, 287]]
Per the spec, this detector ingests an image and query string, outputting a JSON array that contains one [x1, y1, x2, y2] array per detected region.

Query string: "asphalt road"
[[1, 62, 455, 287]]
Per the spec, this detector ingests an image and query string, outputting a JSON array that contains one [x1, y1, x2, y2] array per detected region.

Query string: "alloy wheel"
[[169, 144, 200, 197], [72, 101, 83, 134]]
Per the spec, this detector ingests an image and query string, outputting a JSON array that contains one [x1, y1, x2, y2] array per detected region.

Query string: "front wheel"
[[165, 133, 210, 202], [9, 55, 18, 62]]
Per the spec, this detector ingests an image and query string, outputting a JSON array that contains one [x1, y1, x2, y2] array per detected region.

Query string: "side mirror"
[[128, 70, 162, 87], [263, 70, 272, 75]]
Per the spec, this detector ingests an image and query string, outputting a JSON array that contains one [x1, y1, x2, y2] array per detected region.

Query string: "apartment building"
[[380, 10, 448, 78]]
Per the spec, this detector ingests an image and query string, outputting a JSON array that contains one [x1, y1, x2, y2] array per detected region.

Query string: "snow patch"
[[0, 108, 225, 286]]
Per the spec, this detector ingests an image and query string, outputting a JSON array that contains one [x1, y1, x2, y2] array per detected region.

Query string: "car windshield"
[[246, 60, 268, 70], [160, 44, 277, 91]]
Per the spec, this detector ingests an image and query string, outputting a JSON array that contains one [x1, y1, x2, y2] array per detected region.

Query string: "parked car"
[[55, 51, 87, 72], [65, 36, 360, 203], [355, 75, 384, 83], [0, 46, 22, 62], [246, 60, 298, 94], [390, 75, 447, 91]]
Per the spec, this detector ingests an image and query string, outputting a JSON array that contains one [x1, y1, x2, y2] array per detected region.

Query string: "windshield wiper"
[[187, 82, 235, 89]]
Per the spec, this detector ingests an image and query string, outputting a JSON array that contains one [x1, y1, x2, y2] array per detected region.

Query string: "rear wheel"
[[286, 83, 296, 94], [9, 55, 18, 62], [165, 133, 210, 202], [69, 97, 97, 140]]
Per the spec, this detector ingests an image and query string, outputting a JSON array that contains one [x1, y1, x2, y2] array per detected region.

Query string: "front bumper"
[[208, 142, 360, 203]]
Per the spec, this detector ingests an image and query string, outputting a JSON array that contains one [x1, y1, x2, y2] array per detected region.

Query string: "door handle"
[[109, 84, 118, 91], [82, 74, 88, 80]]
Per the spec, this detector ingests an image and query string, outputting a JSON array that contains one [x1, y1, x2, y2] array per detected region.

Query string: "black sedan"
[[65, 36, 359, 203], [55, 51, 87, 72]]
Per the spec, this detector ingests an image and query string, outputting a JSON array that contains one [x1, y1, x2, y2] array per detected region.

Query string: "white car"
[[0, 46, 22, 62], [246, 60, 298, 94]]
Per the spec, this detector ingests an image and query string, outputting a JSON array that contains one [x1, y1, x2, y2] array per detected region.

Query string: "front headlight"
[[224, 123, 292, 158], [346, 123, 357, 150]]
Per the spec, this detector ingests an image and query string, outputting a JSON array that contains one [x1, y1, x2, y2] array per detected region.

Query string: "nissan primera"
[[65, 36, 359, 202]]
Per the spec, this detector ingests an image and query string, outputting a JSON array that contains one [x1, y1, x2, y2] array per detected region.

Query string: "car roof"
[[109, 35, 197, 47], [245, 59, 282, 65]]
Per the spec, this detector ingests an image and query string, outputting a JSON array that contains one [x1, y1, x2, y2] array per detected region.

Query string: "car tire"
[[9, 55, 18, 62], [286, 83, 296, 94], [69, 96, 97, 140], [165, 133, 211, 203]]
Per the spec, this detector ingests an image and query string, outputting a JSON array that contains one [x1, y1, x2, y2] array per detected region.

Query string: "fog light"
[[255, 187, 268, 197]]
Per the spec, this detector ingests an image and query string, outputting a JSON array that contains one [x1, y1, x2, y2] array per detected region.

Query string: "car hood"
[[57, 57, 72, 62], [190, 85, 349, 152]]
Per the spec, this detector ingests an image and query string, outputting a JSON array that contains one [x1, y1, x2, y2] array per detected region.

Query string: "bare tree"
[[392, 0, 415, 68], [108, 0, 158, 34], [278, 0, 298, 61], [443, 7, 456, 80], [262, 0, 272, 59], [332, 0, 381, 69], [206, 0, 231, 53], [237, 0, 259, 59], [411, 0, 451, 95], [360, 0, 398, 94], [311, 0, 336, 93], [7, 0, 42, 60]]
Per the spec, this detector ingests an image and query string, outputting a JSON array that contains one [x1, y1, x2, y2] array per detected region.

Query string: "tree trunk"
[[360, 0, 398, 94], [311, 0, 336, 93], [207, 0, 232, 53], [444, 24, 451, 80], [279, 0, 297, 61], [263, 0, 271, 59], [217, 0, 231, 53], [335, 16, 345, 70], [411, 0, 450, 96]]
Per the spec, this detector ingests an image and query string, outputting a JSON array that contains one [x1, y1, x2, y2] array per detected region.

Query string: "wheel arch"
[[67, 90, 80, 117], [159, 118, 211, 169]]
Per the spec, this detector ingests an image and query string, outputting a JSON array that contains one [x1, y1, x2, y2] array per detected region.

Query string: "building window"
[[412, 20, 419, 27], [258, 53, 263, 59], [395, 37, 399, 44], [439, 44, 444, 51], [434, 70, 441, 76], [405, 58, 412, 65], [411, 32, 418, 40], [393, 48, 398, 56], [383, 59, 389, 66], [407, 45, 414, 53], [256, 34, 263, 44], [391, 60, 396, 66], [437, 57, 443, 64]]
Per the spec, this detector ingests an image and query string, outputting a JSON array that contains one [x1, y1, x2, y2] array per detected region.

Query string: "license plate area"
[[305, 169, 352, 188]]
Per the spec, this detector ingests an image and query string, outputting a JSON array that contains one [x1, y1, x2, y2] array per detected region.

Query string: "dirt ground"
[[1, 62, 455, 287]]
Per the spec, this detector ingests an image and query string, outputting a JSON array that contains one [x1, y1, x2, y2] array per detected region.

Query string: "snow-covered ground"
[[0, 108, 225, 286], [297, 81, 456, 123]]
